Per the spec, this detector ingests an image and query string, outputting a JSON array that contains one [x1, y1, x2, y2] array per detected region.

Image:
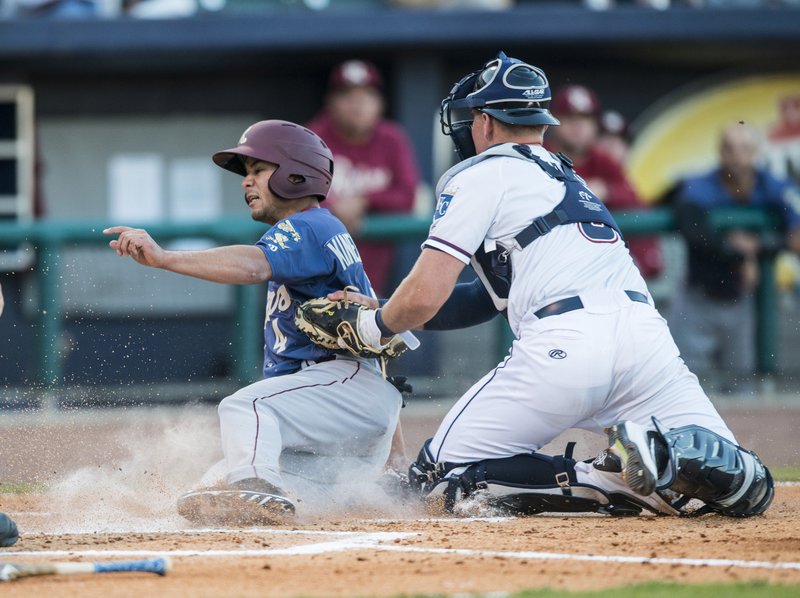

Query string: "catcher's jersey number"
[[578, 222, 620, 243]]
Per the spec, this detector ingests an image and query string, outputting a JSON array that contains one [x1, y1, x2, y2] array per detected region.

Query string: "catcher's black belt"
[[534, 290, 648, 320]]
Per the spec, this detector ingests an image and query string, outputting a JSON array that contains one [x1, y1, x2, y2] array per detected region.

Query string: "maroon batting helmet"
[[212, 120, 334, 201]]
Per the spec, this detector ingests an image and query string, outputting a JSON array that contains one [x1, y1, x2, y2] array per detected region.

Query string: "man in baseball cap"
[[327, 59, 384, 92], [546, 84, 663, 279], [598, 109, 633, 166], [547, 84, 612, 199], [307, 60, 420, 296]]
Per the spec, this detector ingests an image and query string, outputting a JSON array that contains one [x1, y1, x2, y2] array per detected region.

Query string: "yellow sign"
[[628, 74, 800, 203]]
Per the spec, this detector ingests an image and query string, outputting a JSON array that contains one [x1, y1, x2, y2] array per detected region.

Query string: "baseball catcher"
[[338, 51, 774, 519]]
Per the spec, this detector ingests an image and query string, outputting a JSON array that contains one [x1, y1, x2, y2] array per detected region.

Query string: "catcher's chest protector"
[[444, 144, 622, 304]]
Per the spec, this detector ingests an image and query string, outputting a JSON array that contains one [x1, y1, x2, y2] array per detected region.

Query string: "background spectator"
[[766, 92, 800, 186], [597, 109, 632, 167], [669, 121, 800, 394], [546, 84, 664, 280], [307, 59, 421, 296]]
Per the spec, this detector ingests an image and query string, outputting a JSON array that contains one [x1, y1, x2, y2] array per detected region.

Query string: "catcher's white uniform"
[[422, 143, 733, 505]]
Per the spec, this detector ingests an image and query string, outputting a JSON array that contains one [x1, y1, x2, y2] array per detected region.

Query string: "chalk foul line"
[[2, 531, 800, 572], [375, 545, 800, 571]]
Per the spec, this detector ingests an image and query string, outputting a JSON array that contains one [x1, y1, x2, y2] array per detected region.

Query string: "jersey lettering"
[[256, 209, 374, 377], [578, 191, 603, 211], [434, 193, 453, 220], [265, 285, 292, 354], [271, 319, 288, 353], [276, 220, 302, 242], [326, 233, 362, 270]]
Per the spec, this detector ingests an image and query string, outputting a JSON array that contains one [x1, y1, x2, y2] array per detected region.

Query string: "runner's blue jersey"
[[256, 207, 374, 378]]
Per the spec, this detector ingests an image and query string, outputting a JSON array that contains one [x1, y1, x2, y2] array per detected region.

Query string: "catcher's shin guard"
[[651, 420, 774, 517], [408, 440, 646, 517], [608, 419, 774, 517]]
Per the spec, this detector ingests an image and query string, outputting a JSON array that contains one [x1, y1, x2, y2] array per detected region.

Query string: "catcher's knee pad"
[[653, 421, 774, 517], [408, 440, 645, 517]]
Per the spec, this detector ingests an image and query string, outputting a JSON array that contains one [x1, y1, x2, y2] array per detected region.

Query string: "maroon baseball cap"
[[600, 109, 631, 139], [328, 60, 384, 91], [551, 84, 602, 118]]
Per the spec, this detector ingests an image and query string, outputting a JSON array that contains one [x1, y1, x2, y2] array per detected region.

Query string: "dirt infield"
[[2, 487, 800, 597], [1, 399, 799, 597]]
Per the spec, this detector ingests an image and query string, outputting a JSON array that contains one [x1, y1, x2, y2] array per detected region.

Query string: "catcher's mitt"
[[295, 287, 410, 360]]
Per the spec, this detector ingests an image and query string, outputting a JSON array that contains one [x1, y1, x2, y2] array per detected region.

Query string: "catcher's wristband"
[[357, 308, 385, 349], [375, 309, 395, 338]]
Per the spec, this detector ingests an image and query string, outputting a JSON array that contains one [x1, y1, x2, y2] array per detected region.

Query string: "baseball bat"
[[0, 556, 171, 582]]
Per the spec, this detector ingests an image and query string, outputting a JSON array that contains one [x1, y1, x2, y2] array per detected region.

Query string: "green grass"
[[393, 582, 800, 598], [770, 466, 800, 482], [506, 582, 800, 597], [0, 481, 47, 494]]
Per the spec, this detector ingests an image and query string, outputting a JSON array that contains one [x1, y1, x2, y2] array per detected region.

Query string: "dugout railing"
[[0, 207, 783, 389]]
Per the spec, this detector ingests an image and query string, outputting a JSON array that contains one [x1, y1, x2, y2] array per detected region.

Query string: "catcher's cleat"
[[177, 478, 295, 526], [606, 421, 659, 496], [591, 448, 622, 473]]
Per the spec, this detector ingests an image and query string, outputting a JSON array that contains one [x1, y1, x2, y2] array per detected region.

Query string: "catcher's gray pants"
[[216, 356, 402, 503], [668, 285, 756, 393]]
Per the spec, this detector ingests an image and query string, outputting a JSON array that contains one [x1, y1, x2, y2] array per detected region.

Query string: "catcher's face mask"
[[440, 51, 560, 161]]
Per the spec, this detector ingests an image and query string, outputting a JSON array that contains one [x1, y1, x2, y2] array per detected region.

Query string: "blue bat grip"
[[93, 557, 169, 576]]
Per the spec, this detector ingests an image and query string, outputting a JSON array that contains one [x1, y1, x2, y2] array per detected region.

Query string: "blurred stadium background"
[[1, 0, 799, 410]]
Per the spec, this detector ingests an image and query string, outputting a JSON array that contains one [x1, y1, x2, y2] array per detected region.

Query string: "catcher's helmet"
[[440, 51, 560, 160], [213, 120, 334, 201]]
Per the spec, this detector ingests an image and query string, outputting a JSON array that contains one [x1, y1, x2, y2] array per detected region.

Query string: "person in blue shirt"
[[105, 120, 404, 525], [669, 121, 800, 395]]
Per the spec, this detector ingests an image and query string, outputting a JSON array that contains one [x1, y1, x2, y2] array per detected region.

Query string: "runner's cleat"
[[177, 477, 295, 526]]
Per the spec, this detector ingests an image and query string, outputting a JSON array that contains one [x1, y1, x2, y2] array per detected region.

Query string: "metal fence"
[[0, 207, 784, 389]]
